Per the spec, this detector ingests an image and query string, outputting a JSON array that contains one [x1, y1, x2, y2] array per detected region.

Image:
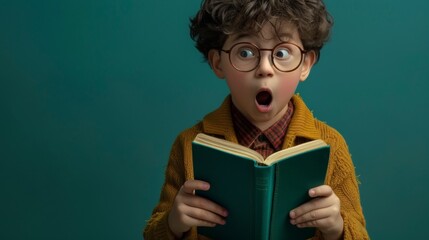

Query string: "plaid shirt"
[[231, 101, 294, 159]]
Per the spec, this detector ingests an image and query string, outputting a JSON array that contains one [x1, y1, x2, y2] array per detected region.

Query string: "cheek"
[[276, 75, 301, 100], [279, 78, 299, 94], [225, 72, 247, 94]]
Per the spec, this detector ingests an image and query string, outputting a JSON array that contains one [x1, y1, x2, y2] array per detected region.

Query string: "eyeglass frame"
[[219, 42, 308, 72]]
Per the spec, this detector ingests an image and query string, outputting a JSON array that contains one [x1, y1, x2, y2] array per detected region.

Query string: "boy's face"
[[208, 22, 316, 130]]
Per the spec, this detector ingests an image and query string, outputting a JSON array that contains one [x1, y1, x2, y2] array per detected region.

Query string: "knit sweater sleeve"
[[143, 128, 200, 240], [318, 124, 369, 240]]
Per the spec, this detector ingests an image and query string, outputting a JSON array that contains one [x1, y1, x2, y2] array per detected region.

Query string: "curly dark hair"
[[190, 0, 333, 63]]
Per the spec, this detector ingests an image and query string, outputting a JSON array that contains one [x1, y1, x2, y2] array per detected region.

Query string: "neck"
[[252, 105, 289, 131]]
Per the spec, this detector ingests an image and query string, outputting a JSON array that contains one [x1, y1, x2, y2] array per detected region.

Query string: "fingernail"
[[309, 189, 316, 196], [289, 211, 295, 218], [223, 210, 229, 216]]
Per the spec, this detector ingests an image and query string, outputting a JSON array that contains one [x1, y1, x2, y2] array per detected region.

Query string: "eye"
[[238, 48, 256, 59], [233, 44, 258, 60], [274, 48, 291, 59]]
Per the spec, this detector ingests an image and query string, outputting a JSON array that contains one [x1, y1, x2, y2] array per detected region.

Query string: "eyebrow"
[[275, 32, 293, 42], [230, 33, 254, 42], [230, 32, 294, 42]]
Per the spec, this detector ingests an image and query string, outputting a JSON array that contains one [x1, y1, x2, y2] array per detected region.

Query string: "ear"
[[208, 49, 225, 79], [299, 50, 317, 82]]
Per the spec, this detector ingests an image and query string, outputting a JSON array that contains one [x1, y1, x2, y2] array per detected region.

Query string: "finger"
[[308, 185, 333, 198], [180, 213, 218, 228], [185, 194, 229, 217], [183, 205, 227, 226], [290, 207, 332, 226], [289, 197, 331, 219], [295, 216, 331, 229], [182, 180, 210, 194], [295, 215, 340, 230]]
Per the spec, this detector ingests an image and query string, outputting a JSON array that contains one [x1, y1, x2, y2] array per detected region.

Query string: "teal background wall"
[[1, 0, 428, 239]]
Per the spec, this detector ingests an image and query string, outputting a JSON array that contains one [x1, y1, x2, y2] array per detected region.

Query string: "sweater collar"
[[283, 94, 322, 148], [201, 96, 239, 143]]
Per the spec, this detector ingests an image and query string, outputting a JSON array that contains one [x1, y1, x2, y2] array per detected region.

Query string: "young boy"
[[144, 0, 368, 239]]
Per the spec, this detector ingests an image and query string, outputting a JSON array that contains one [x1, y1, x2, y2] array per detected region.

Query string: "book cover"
[[192, 133, 330, 240]]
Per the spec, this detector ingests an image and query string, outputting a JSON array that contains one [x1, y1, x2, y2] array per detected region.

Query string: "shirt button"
[[258, 135, 266, 141]]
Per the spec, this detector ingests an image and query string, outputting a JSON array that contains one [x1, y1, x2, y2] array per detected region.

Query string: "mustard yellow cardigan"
[[144, 95, 369, 239]]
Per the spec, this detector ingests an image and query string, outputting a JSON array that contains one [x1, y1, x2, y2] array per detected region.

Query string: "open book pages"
[[193, 133, 327, 166]]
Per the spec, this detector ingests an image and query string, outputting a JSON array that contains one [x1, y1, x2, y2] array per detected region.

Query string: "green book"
[[192, 133, 330, 240]]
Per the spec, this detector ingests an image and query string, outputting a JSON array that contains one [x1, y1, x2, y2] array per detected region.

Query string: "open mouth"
[[256, 90, 272, 106]]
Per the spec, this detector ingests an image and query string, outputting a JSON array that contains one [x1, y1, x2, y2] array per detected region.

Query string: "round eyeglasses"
[[220, 42, 307, 72]]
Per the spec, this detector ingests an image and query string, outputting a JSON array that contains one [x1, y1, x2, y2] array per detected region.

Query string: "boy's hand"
[[289, 185, 344, 240], [168, 180, 228, 239]]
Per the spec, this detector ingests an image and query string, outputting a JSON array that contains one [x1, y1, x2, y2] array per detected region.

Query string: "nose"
[[255, 51, 274, 77]]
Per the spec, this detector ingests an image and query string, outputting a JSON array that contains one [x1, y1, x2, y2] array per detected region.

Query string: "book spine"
[[254, 164, 275, 240]]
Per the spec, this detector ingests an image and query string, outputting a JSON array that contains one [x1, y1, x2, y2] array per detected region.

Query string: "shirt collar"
[[202, 95, 322, 147], [231, 101, 294, 151]]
